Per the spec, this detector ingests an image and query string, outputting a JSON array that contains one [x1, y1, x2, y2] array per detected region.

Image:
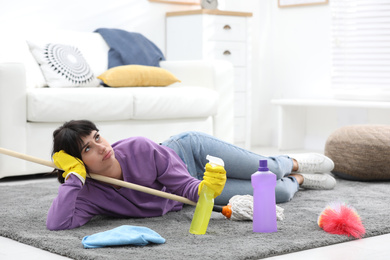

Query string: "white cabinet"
[[166, 10, 252, 149]]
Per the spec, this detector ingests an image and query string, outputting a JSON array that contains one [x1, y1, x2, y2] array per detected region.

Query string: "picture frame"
[[278, 0, 328, 8]]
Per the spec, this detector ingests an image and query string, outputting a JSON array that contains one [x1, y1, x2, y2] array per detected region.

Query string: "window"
[[331, 0, 390, 101]]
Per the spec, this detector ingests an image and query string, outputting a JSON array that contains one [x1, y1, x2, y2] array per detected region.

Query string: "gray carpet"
[[1, 176, 389, 260]]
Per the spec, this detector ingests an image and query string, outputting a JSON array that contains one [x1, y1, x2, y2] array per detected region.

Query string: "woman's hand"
[[53, 150, 87, 185], [198, 163, 227, 198]]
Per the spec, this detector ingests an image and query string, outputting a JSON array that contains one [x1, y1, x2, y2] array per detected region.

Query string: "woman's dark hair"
[[51, 120, 99, 183]]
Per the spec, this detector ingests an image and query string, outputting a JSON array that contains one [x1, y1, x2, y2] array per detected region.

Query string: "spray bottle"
[[251, 160, 277, 233], [189, 155, 225, 235]]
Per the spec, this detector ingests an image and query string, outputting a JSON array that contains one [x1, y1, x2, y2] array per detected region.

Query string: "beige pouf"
[[325, 125, 390, 181]]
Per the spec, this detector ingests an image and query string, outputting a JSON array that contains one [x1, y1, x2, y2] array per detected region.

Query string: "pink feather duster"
[[318, 202, 366, 239]]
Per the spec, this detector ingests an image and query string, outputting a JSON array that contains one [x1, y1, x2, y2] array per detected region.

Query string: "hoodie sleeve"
[[153, 142, 201, 202], [46, 175, 95, 230]]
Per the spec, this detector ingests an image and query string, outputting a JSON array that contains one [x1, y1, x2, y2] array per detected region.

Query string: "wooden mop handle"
[[0, 147, 197, 206], [0, 147, 56, 168], [89, 174, 196, 206]]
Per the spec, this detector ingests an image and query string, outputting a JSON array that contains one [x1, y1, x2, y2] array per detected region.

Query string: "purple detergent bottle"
[[251, 160, 277, 233]]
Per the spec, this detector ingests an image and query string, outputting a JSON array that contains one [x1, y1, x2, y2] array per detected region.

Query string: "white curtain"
[[331, 0, 390, 100]]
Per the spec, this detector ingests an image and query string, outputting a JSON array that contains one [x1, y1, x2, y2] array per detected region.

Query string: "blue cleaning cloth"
[[82, 225, 166, 249], [94, 28, 165, 68]]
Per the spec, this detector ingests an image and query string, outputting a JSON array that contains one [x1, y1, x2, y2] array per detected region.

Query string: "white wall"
[[223, 1, 332, 147], [1, 0, 334, 148], [258, 1, 333, 147], [0, 0, 200, 53]]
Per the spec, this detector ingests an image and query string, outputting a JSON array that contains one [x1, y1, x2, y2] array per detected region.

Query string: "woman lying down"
[[47, 120, 336, 230]]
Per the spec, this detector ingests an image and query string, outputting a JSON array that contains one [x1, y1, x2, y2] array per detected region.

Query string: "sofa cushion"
[[27, 41, 100, 88], [27, 88, 134, 122], [94, 28, 165, 68], [27, 87, 218, 122], [98, 65, 180, 87], [131, 87, 219, 119]]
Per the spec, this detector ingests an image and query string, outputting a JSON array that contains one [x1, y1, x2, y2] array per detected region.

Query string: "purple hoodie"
[[46, 136, 201, 230]]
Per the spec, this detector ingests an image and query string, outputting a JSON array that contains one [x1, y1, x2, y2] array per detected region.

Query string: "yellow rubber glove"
[[52, 150, 86, 185], [198, 163, 227, 198]]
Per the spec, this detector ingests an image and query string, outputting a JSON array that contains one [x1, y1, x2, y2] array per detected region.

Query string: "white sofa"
[[0, 30, 234, 179]]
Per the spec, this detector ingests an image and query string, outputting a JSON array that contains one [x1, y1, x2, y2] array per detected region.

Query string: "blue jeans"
[[161, 131, 299, 205]]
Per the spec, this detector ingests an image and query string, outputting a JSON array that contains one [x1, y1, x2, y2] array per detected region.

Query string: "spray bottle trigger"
[[206, 155, 225, 167]]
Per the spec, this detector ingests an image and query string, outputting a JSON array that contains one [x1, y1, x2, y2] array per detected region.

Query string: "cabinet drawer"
[[234, 117, 246, 143], [205, 16, 247, 42], [234, 68, 247, 92], [205, 42, 246, 67], [234, 92, 247, 117]]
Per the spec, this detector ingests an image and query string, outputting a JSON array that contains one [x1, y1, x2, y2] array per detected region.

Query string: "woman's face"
[[80, 130, 116, 175]]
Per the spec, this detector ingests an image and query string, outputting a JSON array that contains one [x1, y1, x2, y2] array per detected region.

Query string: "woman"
[[47, 120, 336, 230]]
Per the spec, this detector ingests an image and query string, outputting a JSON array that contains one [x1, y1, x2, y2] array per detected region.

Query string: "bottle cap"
[[258, 160, 269, 171], [206, 155, 225, 167], [221, 205, 232, 219]]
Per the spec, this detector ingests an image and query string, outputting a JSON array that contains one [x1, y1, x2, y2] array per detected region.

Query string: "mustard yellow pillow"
[[97, 65, 180, 87]]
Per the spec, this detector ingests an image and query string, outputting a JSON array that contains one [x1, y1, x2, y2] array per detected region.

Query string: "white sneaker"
[[300, 173, 336, 190], [292, 153, 334, 173]]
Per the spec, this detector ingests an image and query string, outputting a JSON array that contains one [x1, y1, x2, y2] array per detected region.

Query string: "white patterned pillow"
[[27, 41, 100, 88]]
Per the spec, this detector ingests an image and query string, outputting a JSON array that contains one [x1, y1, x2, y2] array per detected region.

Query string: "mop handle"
[[0, 147, 197, 206]]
